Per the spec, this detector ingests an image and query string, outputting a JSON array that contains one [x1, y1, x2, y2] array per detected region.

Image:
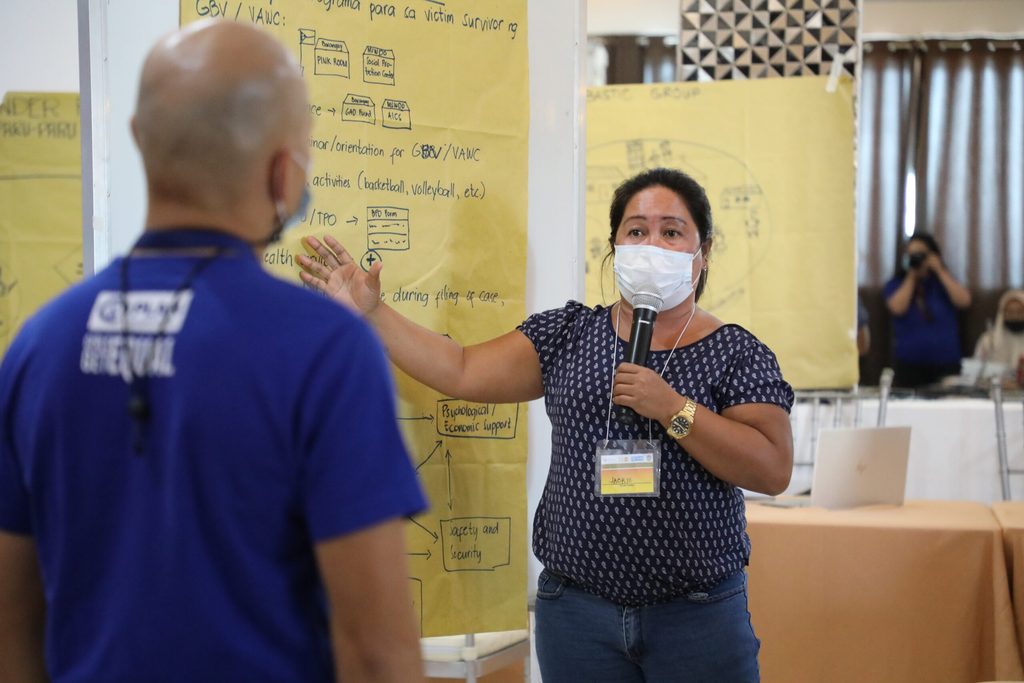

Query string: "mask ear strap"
[[269, 150, 290, 208]]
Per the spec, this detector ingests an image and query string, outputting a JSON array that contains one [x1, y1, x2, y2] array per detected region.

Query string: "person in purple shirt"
[[884, 232, 972, 387]]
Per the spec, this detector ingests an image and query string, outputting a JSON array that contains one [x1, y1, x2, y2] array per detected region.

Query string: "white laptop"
[[808, 426, 912, 510]]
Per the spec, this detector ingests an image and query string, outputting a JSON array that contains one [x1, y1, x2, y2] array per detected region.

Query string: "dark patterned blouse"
[[518, 301, 794, 606]]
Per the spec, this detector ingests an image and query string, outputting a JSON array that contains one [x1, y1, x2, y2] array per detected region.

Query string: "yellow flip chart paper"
[[181, 2, 529, 636], [0, 92, 82, 357], [586, 77, 857, 389]]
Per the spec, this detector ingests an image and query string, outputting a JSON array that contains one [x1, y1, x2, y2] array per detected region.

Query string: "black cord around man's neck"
[[118, 247, 224, 455]]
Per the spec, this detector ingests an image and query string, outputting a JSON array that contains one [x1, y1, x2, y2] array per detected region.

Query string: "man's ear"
[[268, 149, 289, 204]]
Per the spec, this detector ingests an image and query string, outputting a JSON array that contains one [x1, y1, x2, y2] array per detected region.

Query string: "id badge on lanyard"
[[594, 303, 693, 499], [595, 439, 661, 497]]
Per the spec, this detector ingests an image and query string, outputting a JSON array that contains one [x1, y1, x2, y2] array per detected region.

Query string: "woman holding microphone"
[[299, 167, 793, 683]]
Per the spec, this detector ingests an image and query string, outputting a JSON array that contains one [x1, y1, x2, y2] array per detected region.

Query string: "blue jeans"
[[534, 569, 760, 683]]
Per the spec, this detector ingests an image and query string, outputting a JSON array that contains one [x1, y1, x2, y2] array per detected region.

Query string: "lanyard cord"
[[604, 302, 697, 441], [119, 247, 224, 454]]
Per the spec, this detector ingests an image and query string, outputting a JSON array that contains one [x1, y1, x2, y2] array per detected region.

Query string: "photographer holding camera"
[[884, 232, 972, 388]]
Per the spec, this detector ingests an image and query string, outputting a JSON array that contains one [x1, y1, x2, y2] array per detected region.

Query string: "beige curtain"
[[599, 36, 678, 85], [917, 41, 1024, 290], [857, 44, 917, 288]]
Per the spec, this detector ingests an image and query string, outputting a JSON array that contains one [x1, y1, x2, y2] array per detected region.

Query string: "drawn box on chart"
[[381, 99, 411, 130], [363, 46, 395, 85], [314, 38, 350, 78], [439, 517, 511, 572], [436, 400, 519, 440], [342, 94, 375, 125], [367, 206, 409, 251], [586, 166, 625, 205], [719, 184, 763, 210]]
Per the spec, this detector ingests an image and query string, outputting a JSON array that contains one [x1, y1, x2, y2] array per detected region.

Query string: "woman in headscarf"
[[973, 289, 1024, 387]]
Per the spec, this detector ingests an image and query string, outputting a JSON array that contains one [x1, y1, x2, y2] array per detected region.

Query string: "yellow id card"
[[595, 440, 661, 498]]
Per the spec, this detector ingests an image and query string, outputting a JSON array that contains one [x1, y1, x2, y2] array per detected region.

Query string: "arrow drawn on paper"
[[414, 441, 443, 472], [406, 516, 439, 544], [445, 449, 453, 510]]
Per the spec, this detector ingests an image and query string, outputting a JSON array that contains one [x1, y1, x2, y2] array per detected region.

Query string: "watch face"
[[671, 415, 691, 435]]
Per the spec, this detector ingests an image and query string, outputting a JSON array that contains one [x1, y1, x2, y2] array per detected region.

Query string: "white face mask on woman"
[[613, 243, 702, 311]]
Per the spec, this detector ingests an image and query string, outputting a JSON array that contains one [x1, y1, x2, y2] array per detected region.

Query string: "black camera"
[[907, 252, 927, 269]]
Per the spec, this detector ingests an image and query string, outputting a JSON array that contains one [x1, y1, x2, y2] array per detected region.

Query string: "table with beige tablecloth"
[[746, 500, 1023, 683], [992, 501, 1024, 670]]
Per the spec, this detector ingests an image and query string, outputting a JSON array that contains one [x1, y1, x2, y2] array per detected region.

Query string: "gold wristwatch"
[[666, 398, 698, 440]]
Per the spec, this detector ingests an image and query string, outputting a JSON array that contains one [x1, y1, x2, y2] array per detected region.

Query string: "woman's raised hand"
[[298, 235, 382, 316]]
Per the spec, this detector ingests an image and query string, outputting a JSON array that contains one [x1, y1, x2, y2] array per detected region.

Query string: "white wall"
[[587, 0, 678, 36], [525, 0, 587, 589], [863, 0, 1024, 38], [0, 0, 80, 96], [586, 0, 1024, 38]]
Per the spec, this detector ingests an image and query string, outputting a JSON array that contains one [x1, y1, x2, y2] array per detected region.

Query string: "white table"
[[787, 396, 1024, 503]]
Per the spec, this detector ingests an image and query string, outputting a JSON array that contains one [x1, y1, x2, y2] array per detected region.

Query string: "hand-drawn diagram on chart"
[[367, 205, 409, 251], [363, 45, 396, 85], [182, 0, 530, 637], [299, 30, 412, 131], [300, 29, 351, 78], [0, 92, 83, 353], [381, 98, 411, 129], [586, 78, 857, 389], [342, 94, 376, 125], [399, 399, 521, 633], [586, 138, 773, 313]]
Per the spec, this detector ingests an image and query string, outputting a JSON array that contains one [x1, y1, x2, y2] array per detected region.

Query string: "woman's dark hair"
[[602, 167, 714, 302], [908, 232, 943, 259]]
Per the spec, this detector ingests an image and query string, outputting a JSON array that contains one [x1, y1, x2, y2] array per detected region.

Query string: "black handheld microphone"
[[623, 293, 663, 367], [616, 293, 663, 424]]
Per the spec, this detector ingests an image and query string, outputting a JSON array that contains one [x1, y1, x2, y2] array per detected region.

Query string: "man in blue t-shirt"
[[0, 20, 427, 683]]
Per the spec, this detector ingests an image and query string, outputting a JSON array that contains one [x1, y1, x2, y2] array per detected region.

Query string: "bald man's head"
[[133, 20, 310, 212]]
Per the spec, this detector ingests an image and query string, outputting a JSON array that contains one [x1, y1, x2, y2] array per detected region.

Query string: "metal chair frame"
[[992, 378, 1024, 501], [790, 371, 895, 474]]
